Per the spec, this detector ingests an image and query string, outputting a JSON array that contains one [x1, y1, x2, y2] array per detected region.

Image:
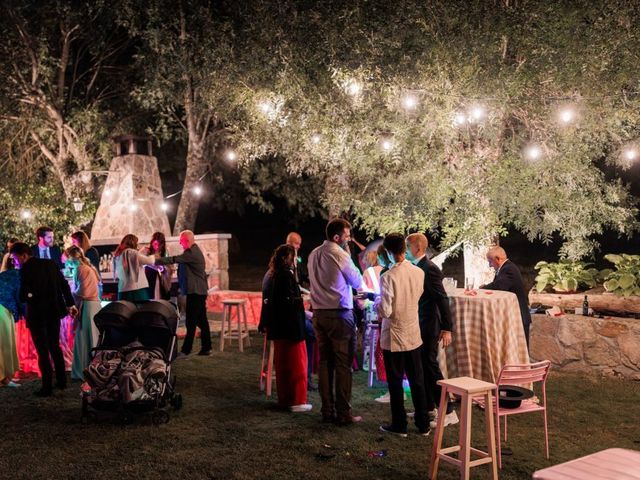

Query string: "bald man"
[[480, 246, 532, 348], [156, 230, 212, 357], [406, 233, 458, 429], [286, 232, 308, 288]]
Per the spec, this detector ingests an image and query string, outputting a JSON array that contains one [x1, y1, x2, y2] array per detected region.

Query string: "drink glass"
[[465, 277, 475, 291]]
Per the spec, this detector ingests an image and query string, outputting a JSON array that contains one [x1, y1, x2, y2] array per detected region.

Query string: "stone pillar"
[[91, 154, 171, 242]]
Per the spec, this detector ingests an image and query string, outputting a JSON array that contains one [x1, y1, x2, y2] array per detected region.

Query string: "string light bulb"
[[311, 134, 321, 145], [624, 148, 638, 161], [401, 94, 418, 110], [20, 210, 32, 220], [129, 203, 138, 212], [193, 186, 202, 196], [380, 138, 394, 152], [225, 150, 237, 161], [559, 107, 576, 124], [104, 188, 111, 196], [525, 144, 543, 161], [453, 112, 467, 126], [346, 80, 362, 96], [161, 202, 169, 212], [469, 105, 486, 121]]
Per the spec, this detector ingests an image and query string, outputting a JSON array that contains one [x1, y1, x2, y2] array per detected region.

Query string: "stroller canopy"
[[94, 301, 138, 332], [132, 300, 179, 333]]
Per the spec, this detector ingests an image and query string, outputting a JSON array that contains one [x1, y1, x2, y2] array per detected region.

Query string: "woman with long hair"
[[64, 246, 102, 380], [143, 232, 172, 300], [71, 231, 100, 273], [260, 244, 311, 412], [373, 244, 391, 402], [0, 264, 22, 388], [112, 234, 155, 302], [0, 238, 19, 273]]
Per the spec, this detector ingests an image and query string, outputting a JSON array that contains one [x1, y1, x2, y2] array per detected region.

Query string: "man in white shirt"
[[308, 218, 363, 425], [377, 233, 429, 437]]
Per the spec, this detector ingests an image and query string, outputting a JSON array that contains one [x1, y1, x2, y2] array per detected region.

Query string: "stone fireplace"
[[91, 135, 170, 241], [90, 135, 230, 290]]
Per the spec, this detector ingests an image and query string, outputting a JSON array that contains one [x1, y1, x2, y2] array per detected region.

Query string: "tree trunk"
[[173, 137, 207, 234], [463, 239, 499, 288]]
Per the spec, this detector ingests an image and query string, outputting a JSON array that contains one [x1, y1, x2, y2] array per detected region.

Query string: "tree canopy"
[[1, 0, 638, 257]]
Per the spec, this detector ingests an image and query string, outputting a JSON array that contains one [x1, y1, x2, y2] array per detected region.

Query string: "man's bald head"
[[179, 230, 195, 249], [286, 232, 302, 252], [406, 232, 428, 261], [486, 245, 508, 270]]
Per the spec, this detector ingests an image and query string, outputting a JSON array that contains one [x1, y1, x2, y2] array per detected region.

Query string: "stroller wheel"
[[171, 393, 183, 410], [152, 410, 170, 425]]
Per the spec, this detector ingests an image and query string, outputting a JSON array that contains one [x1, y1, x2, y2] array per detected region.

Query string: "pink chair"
[[474, 360, 551, 468], [259, 333, 274, 397]]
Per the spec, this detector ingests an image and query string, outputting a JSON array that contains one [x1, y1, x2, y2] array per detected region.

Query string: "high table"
[[445, 288, 529, 384], [533, 448, 640, 479]]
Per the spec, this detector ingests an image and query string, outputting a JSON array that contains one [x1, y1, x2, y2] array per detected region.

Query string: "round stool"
[[220, 299, 250, 352], [430, 376, 498, 480]]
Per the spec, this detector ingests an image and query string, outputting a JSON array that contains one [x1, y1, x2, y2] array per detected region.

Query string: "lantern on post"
[[72, 197, 84, 212]]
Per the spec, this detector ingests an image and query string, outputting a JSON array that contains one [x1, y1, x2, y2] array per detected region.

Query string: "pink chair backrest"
[[497, 360, 551, 386]]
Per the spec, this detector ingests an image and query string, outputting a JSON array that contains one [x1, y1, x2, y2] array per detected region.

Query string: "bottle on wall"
[[582, 295, 589, 316]]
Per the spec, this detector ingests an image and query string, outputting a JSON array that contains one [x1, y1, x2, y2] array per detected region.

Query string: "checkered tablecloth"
[[444, 288, 529, 383]]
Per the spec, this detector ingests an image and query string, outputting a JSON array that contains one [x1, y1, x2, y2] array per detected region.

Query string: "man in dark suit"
[[31, 225, 63, 269], [481, 245, 532, 348], [10, 242, 77, 396], [155, 230, 212, 357], [406, 233, 458, 429]]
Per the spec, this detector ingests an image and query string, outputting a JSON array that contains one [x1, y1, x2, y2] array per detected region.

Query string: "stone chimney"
[[91, 135, 171, 242]]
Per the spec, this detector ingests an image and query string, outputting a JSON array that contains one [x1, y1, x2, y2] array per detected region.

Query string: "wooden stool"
[[220, 299, 250, 352], [430, 376, 498, 480], [259, 334, 275, 397]]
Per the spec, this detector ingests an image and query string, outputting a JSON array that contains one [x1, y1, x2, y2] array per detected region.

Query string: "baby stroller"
[[81, 300, 183, 425]]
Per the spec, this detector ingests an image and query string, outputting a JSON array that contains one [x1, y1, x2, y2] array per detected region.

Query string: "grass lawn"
[[1, 333, 639, 480]]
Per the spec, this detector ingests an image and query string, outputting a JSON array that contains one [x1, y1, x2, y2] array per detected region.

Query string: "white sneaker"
[[375, 392, 391, 403], [375, 391, 407, 404], [290, 403, 313, 413], [430, 410, 459, 429], [428, 408, 437, 421]]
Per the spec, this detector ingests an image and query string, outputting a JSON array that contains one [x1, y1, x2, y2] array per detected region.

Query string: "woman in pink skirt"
[[260, 244, 311, 412]]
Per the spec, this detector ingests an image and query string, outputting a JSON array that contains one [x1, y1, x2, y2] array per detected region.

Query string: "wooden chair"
[[219, 299, 250, 352], [365, 322, 379, 387], [259, 333, 275, 397], [474, 360, 551, 468], [430, 376, 499, 480]]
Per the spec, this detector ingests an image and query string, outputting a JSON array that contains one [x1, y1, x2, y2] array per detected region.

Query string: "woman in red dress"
[[260, 245, 311, 412]]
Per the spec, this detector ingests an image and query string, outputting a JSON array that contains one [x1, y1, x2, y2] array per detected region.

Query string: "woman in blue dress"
[[0, 267, 23, 387]]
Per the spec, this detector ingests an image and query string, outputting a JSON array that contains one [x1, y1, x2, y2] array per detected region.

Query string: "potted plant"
[[601, 254, 640, 297], [534, 260, 601, 293]]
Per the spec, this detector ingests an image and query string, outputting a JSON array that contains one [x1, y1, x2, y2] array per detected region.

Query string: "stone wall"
[[164, 234, 230, 290], [530, 313, 640, 380], [93, 233, 231, 291]]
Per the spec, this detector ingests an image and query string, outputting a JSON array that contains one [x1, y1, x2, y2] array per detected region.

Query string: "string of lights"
[[17, 80, 640, 222]]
